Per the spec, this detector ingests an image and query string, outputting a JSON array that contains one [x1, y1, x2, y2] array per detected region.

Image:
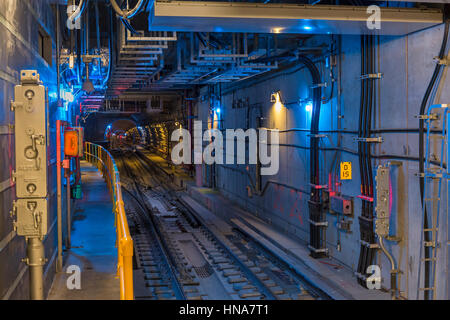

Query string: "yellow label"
[[340, 162, 352, 180]]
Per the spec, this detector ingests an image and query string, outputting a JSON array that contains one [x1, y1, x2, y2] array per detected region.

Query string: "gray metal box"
[[14, 198, 48, 238], [13, 70, 48, 198], [375, 165, 390, 236]]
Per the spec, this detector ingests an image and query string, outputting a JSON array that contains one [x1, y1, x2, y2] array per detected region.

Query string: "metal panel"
[[151, 2, 443, 35], [12, 71, 48, 199]]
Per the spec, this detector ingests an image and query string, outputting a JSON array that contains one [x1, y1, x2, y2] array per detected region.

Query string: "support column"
[[26, 237, 46, 300], [56, 120, 63, 272]]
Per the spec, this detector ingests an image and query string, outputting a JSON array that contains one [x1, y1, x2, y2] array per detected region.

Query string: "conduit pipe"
[[378, 236, 398, 299], [110, 0, 146, 19]]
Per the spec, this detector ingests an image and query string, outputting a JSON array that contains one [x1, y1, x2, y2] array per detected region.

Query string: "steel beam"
[[150, 2, 443, 35]]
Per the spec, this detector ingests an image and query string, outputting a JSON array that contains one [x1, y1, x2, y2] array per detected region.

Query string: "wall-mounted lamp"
[[305, 101, 313, 112], [271, 91, 283, 112], [270, 91, 282, 103]]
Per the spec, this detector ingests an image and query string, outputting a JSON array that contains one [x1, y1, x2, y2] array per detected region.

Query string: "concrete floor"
[[47, 161, 119, 300]]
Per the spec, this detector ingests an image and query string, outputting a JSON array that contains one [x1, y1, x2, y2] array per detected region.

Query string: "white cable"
[[68, 0, 85, 23], [109, 0, 145, 19]]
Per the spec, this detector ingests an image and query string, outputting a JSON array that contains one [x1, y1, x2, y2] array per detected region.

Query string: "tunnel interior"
[[0, 0, 449, 301]]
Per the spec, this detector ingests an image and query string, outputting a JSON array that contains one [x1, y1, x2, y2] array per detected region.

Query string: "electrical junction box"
[[64, 130, 79, 157], [13, 198, 48, 238], [330, 194, 353, 216], [375, 165, 390, 237], [12, 70, 48, 199]]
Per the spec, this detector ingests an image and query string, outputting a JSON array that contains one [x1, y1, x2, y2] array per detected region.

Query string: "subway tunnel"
[[0, 0, 449, 306]]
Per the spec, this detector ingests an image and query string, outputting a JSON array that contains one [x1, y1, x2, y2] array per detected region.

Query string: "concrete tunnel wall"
[[195, 25, 450, 299], [0, 0, 61, 300]]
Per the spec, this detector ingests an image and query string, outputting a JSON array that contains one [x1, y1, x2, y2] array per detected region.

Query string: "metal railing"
[[84, 142, 134, 300]]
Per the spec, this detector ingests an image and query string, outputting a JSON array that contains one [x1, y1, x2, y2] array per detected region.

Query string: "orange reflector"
[[64, 130, 79, 157]]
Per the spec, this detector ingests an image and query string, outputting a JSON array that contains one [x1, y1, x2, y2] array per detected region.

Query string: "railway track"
[[112, 148, 331, 300]]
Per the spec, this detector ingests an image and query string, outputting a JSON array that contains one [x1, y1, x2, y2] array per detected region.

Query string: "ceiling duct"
[[149, 2, 443, 35]]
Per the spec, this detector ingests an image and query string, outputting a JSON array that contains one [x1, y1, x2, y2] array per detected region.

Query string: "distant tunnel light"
[[303, 26, 313, 31]]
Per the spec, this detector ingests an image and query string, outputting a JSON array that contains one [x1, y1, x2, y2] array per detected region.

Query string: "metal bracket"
[[10, 100, 23, 112], [308, 245, 329, 254], [308, 219, 328, 227], [310, 183, 328, 190], [385, 236, 402, 243], [415, 113, 439, 121], [360, 73, 383, 80], [307, 133, 328, 138], [354, 272, 367, 280], [434, 56, 449, 66], [354, 137, 383, 143], [310, 83, 327, 89], [359, 239, 379, 249]]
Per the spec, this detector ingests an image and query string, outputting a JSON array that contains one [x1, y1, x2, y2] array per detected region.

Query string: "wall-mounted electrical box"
[[64, 130, 79, 157], [11, 70, 48, 199], [12, 198, 48, 238], [330, 194, 353, 216], [375, 165, 390, 237], [11, 70, 49, 238], [64, 127, 84, 157]]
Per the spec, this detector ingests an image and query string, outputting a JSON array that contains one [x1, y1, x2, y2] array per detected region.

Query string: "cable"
[[356, 34, 378, 288], [296, 55, 325, 258], [68, 0, 87, 23], [417, 19, 449, 300], [109, 0, 147, 19]]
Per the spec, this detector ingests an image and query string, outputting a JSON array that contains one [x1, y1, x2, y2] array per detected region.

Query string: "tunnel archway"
[[82, 113, 143, 144], [104, 119, 137, 140]]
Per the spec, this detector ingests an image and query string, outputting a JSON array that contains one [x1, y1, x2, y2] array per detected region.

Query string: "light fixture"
[[305, 101, 313, 112], [271, 91, 283, 111], [272, 27, 283, 34], [303, 26, 312, 31], [215, 107, 221, 114], [62, 90, 74, 103], [270, 91, 282, 103]]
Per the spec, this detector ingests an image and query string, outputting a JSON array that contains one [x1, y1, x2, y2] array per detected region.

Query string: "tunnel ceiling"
[[62, 0, 447, 116], [149, 1, 443, 35], [110, 119, 137, 133]]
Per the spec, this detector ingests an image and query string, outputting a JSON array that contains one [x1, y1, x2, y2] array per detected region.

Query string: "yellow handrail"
[[84, 142, 134, 300]]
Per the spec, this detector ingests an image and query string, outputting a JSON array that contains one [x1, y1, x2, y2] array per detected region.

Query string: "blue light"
[[61, 90, 74, 103], [215, 107, 221, 114], [49, 92, 57, 100], [303, 26, 312, 31], [305, 101, 313, 112]]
